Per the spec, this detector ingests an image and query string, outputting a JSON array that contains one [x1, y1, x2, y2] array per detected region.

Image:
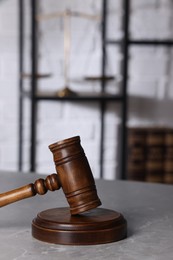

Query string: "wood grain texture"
[[49, 136, 101, 215], [0, 174, 60, 207], [32, 207, 127, 245]]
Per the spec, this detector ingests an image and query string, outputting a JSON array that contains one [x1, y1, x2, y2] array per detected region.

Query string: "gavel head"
[[49, 136, 101, 215]]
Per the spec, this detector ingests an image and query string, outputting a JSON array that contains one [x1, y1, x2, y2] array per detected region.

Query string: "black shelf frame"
[[30, 0, 38, 172], [18, 0, 38, 172], [106, 39, 173, 46], [119, 0, 129, 180], [30, 95, 124, 102], [18, 0, 129, 179], [101, 0, 129, 180], [18, 0, 24, 171]]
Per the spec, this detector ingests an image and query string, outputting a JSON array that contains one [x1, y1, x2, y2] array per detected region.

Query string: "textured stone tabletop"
[[0, 171, 173, 260]]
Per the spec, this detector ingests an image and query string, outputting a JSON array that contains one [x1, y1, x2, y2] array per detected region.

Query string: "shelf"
[[21, 73, 52, 79], [84, 76, 115, 81], [129, 39, 173, 46], [23, 91, 124, 102], [106, 39, 173, 46]]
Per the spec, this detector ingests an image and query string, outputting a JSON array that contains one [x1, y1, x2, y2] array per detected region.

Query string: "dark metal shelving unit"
[[106, 39, 173, 46], [22, 92, 124, 101], [18, 0, 38, 172], [104, 0, 173, 179], [18, 0, 129, 179], [100, 0, 129, 179], [18, 0, 24, 171], [34, 95, 124, 102]]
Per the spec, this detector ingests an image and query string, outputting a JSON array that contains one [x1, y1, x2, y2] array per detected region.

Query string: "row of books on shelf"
[[127, 126, 173, 184]]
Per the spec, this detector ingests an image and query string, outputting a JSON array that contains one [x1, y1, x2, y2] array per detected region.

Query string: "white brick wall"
[[1, 0, 173, 179], [0, 0, 18, 171], [128, 0, 173, 129]]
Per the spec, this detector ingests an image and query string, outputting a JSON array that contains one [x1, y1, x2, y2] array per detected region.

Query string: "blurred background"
[[1, 0, 173, 182]]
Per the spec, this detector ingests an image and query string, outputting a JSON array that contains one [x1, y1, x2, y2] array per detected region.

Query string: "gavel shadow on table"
[[0, 136, 127, 245]]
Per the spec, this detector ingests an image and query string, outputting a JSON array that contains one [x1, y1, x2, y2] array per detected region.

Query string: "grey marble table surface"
[[0, 171, 173, 260]]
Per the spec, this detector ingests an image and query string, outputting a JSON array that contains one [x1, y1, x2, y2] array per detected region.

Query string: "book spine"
[[164, 130, 173, 184], [127, 128, 146, 181], [145, 129, 165, 183]]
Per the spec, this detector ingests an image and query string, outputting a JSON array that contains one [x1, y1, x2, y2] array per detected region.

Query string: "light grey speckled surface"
[[0, 171, 173, 260]]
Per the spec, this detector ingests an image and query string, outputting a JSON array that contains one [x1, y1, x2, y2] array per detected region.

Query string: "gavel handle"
[[0, 174, 61, 207]]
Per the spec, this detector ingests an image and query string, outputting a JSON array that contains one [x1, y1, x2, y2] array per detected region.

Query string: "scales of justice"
[[0, 136, 127, 245], [36, 9, 114, 97]]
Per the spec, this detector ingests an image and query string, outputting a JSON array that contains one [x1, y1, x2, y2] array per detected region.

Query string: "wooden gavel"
[[0, 136, 101, 215]]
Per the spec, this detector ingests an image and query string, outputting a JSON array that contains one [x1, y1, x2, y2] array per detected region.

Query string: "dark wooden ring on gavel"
[[49, 136, 101, 215], [33, 174, 61, 194]]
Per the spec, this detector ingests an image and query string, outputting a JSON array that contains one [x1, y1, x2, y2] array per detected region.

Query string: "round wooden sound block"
[[32, 207, 127, 245]]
